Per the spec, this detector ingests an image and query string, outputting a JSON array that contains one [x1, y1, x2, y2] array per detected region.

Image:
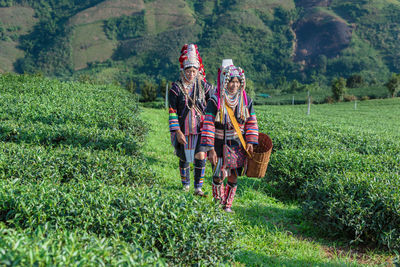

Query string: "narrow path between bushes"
[[140, 107, 393, 267]]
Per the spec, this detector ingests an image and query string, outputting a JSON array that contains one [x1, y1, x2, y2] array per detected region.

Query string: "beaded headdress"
[[179, 44, 206, 81], [215, 60, 249, 122]]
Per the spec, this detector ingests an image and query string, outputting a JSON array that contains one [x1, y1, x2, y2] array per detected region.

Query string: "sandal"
[[194, 188, 207, 197]]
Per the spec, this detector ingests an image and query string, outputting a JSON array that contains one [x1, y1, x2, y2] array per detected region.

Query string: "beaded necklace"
[[224, 88, 240, 108], [177, 78, 204, 115], [216, 65, 249, 123]]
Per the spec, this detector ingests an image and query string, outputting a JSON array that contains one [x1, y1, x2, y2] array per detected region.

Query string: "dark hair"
[[229, 76, 241, 82], [184, 66, 199, 70]]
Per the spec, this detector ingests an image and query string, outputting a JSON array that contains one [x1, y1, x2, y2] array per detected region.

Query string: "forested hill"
[[1, 0, 400, 89]]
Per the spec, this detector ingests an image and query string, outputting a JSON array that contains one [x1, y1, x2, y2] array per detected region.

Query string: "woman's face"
[[227, 77, 240, 94], [184, 67, 198, 83]]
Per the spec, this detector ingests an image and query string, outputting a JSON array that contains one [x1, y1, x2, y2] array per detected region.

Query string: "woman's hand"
[[246, 143, 254, 154], [208, 149, 217, 166], [176, 130, 187, 145]]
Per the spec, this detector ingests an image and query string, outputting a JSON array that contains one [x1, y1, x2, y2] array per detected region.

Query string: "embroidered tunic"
[[200, 94, 258, 175], [168, 78, 213, 162]]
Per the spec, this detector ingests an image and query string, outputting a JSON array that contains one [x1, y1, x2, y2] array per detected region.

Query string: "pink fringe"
[[217, 68, 221, 109]]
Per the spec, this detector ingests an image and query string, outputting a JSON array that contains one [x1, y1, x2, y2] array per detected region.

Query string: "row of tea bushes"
[[267, 148, 400, 249], [0, 142, 155, 186], [302, 172, 400, 250], [0, 73, 147, 154], [0, 73, 237, 265], [261, 113, 400, 157], [256, 101, 400, 249], [0, 227, 163, 266], [267, 149, 399, 198], [0, 179, 236, 265], [0, 73, 154, 187]]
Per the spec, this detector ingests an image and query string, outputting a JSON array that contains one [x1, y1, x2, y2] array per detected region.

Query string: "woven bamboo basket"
[[246, 132, 273, 178]]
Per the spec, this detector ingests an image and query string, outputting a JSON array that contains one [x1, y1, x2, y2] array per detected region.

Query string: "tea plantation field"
[[141, 99, 399, 266], [0, 73, 398, 266], [0, 74, 236, 266], [257, 99, 400, 250]]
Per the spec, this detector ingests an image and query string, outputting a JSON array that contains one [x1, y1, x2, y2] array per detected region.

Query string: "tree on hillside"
[[125, 80, 136, 94], [141, 81, 157, 102], [245, 78, 256, 99], [315, 55, 327, 74], [346, 74, 364, 88], [305, 82, 319, 94], [385, 74, 400, 98], [331, 77, 347, 102], [159, 78, 169, 99], [0, 1, 13, 7]]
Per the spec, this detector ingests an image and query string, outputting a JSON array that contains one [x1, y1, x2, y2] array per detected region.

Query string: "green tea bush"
[[267, 149, 400, 199], [0, 74, 154, 186], [0, 142, 155, 186], [0, 227, 163, 266], [140, 100, 165, 109], [258, 115, 400, 156], [256, 100, 400, 249], [0, 180, 237, 265], [0, 74, 147, 153], [0, 73, 238, 265], [302, 172, 400, 249]]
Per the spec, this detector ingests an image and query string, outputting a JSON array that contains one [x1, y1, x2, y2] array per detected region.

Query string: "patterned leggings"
[[179, 158, 206, 189]]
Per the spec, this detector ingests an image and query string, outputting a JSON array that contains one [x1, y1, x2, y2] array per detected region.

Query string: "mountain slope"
[[0, 6, 37, 72], [1, 0, 400, 89]]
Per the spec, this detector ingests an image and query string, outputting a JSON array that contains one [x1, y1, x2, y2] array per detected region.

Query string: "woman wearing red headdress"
[[168, 44, 214, 196], [200, 60, 259, 212]]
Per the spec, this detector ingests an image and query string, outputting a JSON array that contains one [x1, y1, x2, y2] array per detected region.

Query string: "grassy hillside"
[[68, 0, 145, 27], [144, 0, 195, 34], [0, 6, 37, 72], [1, 0, 400, 93], [71, 21, 117, 70]]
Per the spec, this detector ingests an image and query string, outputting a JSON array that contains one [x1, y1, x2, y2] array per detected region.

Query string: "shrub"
[[125, 79, 136, 94], [77, 74, 96, 84], [0, 74, 148, 150], [385, 73, 400, 98], [141, 100, 165, 109], [0, 228, 163, 266], [258, 103, 400, 249], [331, 77, 347, 101], [0, 142, 155, 186], [343, 94, 357, 102], [346, 74, 364, 88], [141, 81, 157, 102], [302, 172, 400, 249], [324, 95, 335, 103], [266, 148, 399, 199], [0, 181, 237, 265]]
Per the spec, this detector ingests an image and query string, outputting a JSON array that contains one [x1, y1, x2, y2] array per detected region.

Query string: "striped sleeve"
[[200, 97, 217, 148], [168, 108, 180, 131], [168, 84, 180, 132], [245, 99, 258, 144]]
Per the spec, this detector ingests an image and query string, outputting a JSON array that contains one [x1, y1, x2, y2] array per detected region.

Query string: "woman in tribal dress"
[[201, 61, 258, 212], [168, 44, 213, 196]]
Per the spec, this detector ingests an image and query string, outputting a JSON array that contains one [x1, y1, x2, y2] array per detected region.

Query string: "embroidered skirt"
[[172, 133, 202, 163], [212, 138, 247, 178]]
